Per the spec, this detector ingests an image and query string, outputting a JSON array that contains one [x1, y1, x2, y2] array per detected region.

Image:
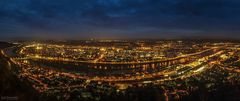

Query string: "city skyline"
[[1, 0, 240, 40]]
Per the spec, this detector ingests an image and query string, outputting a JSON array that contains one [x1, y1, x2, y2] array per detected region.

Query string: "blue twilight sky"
[[1, 0, 240, 39]]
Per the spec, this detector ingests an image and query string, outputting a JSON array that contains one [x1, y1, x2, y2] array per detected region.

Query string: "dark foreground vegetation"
[[0, 42, 38, 101]]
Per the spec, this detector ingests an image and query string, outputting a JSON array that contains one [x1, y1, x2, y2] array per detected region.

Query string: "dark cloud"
[[0, 0, 240, 39]]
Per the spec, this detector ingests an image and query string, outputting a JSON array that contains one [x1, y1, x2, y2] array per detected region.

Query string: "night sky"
[[1, 0, 240, 40]]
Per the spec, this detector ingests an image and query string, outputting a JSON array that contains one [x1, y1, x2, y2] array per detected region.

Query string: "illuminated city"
[[1, 0, 240, 101], [1, 40, 240, 101]]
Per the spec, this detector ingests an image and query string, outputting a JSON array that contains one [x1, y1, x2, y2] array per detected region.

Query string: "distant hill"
[[0, 41, 13, 49]]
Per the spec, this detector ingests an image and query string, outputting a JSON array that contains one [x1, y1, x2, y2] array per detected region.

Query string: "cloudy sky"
[[1, 0, 240, 39]]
